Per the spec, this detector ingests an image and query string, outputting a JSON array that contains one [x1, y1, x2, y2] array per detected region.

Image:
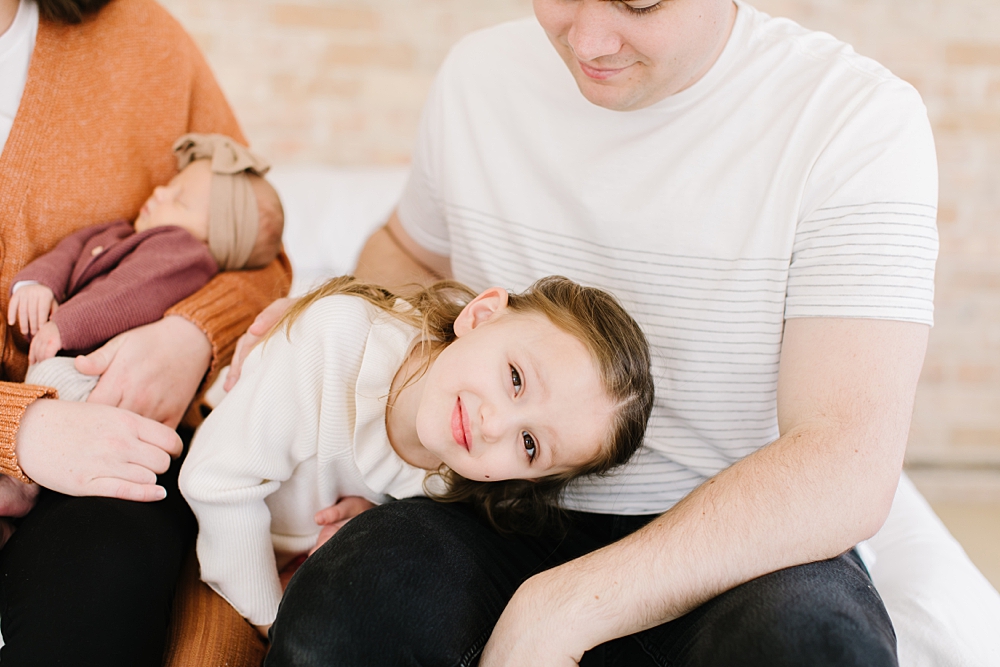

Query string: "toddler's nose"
[[479, 404, 510, 444]]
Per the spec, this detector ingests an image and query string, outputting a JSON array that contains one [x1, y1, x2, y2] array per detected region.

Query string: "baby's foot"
[[0, 474, 40, 517]]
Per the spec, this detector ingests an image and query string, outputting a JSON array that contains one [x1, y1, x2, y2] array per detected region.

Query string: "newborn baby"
[[0, 134, 284, 542]]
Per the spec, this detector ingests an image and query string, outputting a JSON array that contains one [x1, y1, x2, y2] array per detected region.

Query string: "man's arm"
[[355, 210, 451, 288], [481, 317, 928, 666]]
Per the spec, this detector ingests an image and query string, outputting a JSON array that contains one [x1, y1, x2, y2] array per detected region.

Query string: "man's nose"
[[567, 1, 624, 62]]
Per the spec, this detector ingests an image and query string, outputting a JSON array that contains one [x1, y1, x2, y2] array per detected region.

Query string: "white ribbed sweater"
[[179, 296, 432, 625]]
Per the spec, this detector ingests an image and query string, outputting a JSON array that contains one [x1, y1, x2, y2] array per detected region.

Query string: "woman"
[[0, 0, 290, 664]]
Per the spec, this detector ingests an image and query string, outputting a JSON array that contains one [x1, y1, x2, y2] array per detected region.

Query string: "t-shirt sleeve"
[[785, 79, 939, 326], [395, 61, 453, 257]]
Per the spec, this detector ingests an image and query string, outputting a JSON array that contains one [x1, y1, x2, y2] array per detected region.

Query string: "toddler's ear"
[[453, 287, 509, 337]]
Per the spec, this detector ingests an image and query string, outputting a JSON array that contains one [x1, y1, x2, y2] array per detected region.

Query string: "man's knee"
[[674, 554, 897, 667], [267, 499, 516, 666]]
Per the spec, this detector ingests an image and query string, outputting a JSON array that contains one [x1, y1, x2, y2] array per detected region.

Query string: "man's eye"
[[621, 1, 663, 16], [522, 431, 537, 462], [510, 365, 522, 395]]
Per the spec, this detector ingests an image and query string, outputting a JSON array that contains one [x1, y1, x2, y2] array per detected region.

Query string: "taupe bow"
[[173, 134, 271, 270]]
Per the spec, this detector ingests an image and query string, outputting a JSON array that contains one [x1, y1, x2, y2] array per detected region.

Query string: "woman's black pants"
[[0, 444, 194, 666]]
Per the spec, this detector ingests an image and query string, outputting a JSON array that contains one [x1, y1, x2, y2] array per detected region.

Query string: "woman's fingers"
[[134, 416, 184, 459], [89, 477, 167, 502]]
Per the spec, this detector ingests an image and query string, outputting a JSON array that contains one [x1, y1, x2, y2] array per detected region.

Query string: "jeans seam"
[[455, 627, 493, 667], [632, 632, 674, 667]]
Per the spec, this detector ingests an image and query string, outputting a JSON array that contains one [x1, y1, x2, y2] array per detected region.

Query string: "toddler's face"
[[415, 293, 615, 482], [134, 160, 212, 241]]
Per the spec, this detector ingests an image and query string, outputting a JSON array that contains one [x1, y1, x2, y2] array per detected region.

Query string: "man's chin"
[[573, 76, 648, 112]]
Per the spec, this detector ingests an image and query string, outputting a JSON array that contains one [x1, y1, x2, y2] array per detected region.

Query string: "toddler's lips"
[[451, 398, 469, 450]]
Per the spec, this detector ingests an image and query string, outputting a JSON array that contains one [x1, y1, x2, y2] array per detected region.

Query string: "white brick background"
[[159, 0, 1000, 490]]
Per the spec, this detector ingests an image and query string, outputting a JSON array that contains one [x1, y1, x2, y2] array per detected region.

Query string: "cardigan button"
[[91, 245, 104, 256]]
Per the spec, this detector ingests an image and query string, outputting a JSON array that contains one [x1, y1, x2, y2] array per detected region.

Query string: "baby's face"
[[134, 160, 212, 241], [415, 302, 615, 482]]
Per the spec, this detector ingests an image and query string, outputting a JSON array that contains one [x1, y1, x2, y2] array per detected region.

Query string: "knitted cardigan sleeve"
[[0, 383, 57, 481]]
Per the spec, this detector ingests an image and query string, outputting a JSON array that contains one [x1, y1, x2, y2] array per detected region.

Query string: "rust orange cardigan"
[[0, 0, 291, 481]]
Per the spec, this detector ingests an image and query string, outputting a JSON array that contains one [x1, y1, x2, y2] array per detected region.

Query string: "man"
[[257, 0, 937, 664]]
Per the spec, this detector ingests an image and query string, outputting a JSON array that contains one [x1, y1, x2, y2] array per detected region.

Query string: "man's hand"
[[75, 316, 212, 428], [15, 398, 182, 500], [28, 321, 62, 364], [7, 284, 56, 336], [309, 496, 376, 556], [480, 569, 587, 667], [484, 318, 929, 666], [223, 297, 294, 391]]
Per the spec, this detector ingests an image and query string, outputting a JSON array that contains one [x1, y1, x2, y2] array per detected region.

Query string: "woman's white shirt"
[[0, 0, 38, 154]]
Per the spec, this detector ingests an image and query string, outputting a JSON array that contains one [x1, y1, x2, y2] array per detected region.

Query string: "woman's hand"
[[223, 297, 295, 391], [15, 398, 182, 500], [75, 315, 212, 428], [309, 496, 376, 555]]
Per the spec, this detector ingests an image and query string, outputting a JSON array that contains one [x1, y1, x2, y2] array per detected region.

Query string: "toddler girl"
[[179, 275, 654, 633]]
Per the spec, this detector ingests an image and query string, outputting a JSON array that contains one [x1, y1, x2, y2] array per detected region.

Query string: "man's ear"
[[453, 287, 509, 337]]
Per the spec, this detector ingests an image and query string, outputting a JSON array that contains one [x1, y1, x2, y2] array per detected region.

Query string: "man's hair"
[[273, 275, 655, 535], [36, 0, 113, 23], [245, 175, 285, 269]]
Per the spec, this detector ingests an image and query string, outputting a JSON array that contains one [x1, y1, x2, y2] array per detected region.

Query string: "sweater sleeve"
[[0, 383, 58, 482], [178, 297, 369, 625], [52, 229, 219, 353], [11, 222, 121, 303], [164, 253, 292, 385]]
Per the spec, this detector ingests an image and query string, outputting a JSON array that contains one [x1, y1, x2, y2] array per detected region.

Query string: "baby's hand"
[[7, 284, 56, 336], [29, 321, 62, 365]]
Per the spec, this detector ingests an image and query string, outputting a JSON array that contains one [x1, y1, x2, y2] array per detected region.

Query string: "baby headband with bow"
[[172, 133, 271, 270]]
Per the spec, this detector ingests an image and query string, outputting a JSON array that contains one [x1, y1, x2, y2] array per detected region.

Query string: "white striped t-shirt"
[[397, 4, 938, 514]]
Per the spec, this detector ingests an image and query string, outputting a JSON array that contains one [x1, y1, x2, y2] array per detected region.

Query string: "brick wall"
[[160, 0, 1000, 481]]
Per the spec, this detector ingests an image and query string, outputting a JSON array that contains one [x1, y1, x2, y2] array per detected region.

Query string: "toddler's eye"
[[522, 431, 537, 462], [510, 365, 523, 395]]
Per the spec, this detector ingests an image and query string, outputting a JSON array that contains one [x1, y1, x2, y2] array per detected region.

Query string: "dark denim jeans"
[[266, 497, 897, 667]]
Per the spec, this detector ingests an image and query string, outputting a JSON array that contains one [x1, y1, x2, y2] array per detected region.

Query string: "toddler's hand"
[[7, 284, 56, 336], [309, 496, 376, 556], [29, 321, 62, 365]]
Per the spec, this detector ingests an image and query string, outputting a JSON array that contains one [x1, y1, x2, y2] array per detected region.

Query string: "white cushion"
[[268, 165, 409, 297], [868, 474, 1000, 666]]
